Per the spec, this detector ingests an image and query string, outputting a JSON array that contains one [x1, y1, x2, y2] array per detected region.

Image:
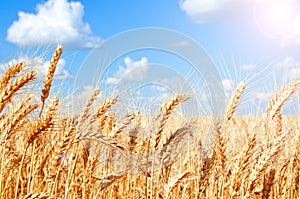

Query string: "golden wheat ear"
[[224, 81, 246, 128], [0, 62, 24, 92], [152, 94, 190, 150], [266, 80, 300, 119], [0, 70, 37, 113], [40, 45, 63, 117]]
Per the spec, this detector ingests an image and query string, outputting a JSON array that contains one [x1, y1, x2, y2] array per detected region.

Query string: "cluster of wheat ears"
[[0, 45, 300, 199]]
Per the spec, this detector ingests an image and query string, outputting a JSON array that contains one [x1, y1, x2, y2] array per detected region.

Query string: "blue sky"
[[1, 0, 300, 114]]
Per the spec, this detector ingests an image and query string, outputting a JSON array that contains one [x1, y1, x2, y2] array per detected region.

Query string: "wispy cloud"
[[241, 64, 256, 71], [222, 78, 235, 92], [180, 0, 252, 23], [274, 57, 300, 81], [39, 58, 73, 80], [6, 0, 101, 49], [106, 57, 149, 85]]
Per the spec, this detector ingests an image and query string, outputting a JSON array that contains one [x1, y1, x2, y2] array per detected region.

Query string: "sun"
[[253, 0, 299, 39]]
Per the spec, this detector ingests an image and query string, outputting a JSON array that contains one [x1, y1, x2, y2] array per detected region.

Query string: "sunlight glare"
[[254, 0, 299, 39]]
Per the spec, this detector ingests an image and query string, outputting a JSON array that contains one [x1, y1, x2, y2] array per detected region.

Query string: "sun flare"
[[254, 0, 299, 39]]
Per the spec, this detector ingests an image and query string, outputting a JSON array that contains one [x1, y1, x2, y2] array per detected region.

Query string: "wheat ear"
[[26, 97, 59, 147], [224, 81, 246, 127], [79, 89, 100, 125], [246, 132, 286, 197], [108, 112, 135, 138], [262, 169, 276, 199], [0, 62, 24, 91], [165, 172, 190, 198], [49, 126, 75, 174], [40, 45, 63, 116], [0, 70, 36, 113], [230, 133, 256, 196], [266, 80, 300, 119], [95, 97, 117, 118], [1, 101, 38, 142], [153, 95, 190, 149]]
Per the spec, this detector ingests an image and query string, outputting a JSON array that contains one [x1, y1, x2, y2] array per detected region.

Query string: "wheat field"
[[0, 45, 300, 199]]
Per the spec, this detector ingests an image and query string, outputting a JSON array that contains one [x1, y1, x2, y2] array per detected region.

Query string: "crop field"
[[0, 45, 300, 199]]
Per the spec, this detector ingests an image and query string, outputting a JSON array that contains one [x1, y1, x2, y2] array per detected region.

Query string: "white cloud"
[[40, 58, 72, 80], [274, 57, 298, 69], [106, 57, 149, 85], [151, 85, 167, 92], [288, 68, 300, 80], [274, 57, 300, 80], [76, 85, 96, 101], [6, 0, 100, 49], [222, 78, 234, 92], [252, 91, 273, 102], [241, 64, 256, 71], [180, 0, 252, 23]]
